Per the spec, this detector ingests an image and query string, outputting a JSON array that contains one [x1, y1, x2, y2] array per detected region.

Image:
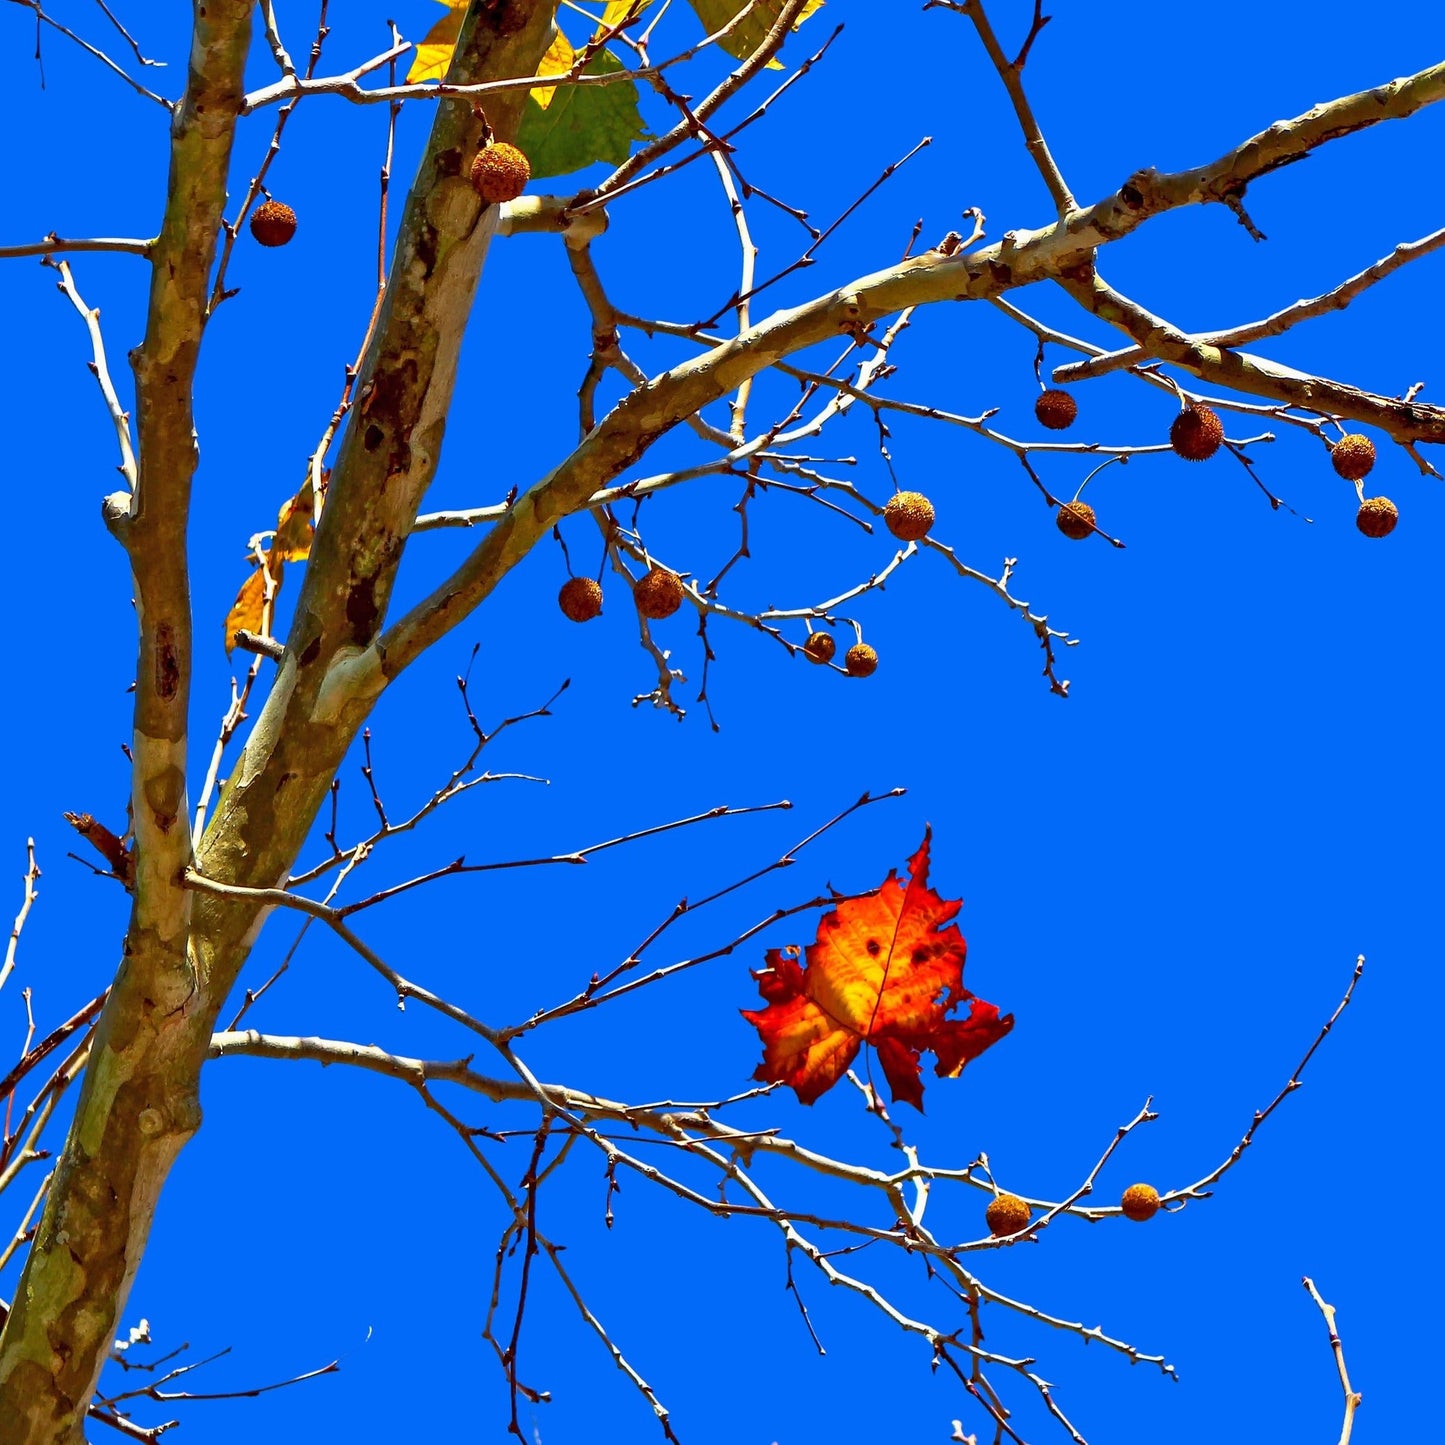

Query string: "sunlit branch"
[[0, 235, 152, 261], [0, 1167, 50, 1276], [14, 0, 169, 106], [288, 672, 564, 890], [45, 260, 137, 489], [927, 0, 1076, 214], [583, 0, 817, 204], [1165, 956, 1364, 1207], [0, 841, 40, 999], [326, 799, 794, 917], [0, 1038, 91, 1198], [1303, 1277, 1363, 1445], [1057, 226, 1445, 383]]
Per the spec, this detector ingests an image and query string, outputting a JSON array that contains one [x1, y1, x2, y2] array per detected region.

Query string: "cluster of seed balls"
[[985, 1182, 1161, 1238], [560, 567, 884, 677], [559, 569, 687, 626], [244, 139, 531, 251], [1035, 390, 1397, 540], [558, 490, 937, 680]]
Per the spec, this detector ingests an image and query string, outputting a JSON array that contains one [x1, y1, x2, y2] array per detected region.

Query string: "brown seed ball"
[[844, 643, 878, 678], [1331, 434, 1377, 481], [470, 142, 531, 204], [1120, 1183, 1161, 1222], [1034, 389, 1078, 431], [558, 576, 603, 623], [883, 490, 935, 542], [1056, 500, 1097, 540], [985, 1193, 1032, 1237], [803, 632, 836, 665], [249, 199, 297, 248], [633, 566, 684, 620], [1356, 496, 1399, 538], [1169, 404, 1225, 462]]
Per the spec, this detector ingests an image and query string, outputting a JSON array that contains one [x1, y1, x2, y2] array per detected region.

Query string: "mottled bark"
[[0, 5, 554, 1441], [0, 6, 254, 1437]]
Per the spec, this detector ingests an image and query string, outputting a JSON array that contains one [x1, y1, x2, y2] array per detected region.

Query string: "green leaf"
[[685, 0, 823, 66], [517, 47, 650, 179]]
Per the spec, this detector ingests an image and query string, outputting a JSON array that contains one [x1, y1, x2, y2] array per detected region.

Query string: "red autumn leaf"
[[742, 830, 1012, 1109]]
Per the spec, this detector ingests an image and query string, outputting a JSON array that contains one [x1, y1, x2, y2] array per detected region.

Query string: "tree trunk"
[[0, 5, 555, 1439]]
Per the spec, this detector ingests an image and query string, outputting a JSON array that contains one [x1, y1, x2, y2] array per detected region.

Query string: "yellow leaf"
[[272, 483, 314, 562], [406, 1, 466, 86], [531, 27, 577, 110], [224, 561, 284, 657], [688, 0, 824, 68], [406, 5, 588, 104], [598, 0, 651, 32]]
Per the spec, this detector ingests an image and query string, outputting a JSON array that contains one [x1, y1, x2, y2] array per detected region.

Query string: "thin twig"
[[0, 842, 40, 998], [46, 259, 138, 488], [1303, 1277, 1363, 1445]]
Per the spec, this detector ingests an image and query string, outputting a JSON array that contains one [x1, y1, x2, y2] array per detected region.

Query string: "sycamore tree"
[[0, 1, 1440, 1440]]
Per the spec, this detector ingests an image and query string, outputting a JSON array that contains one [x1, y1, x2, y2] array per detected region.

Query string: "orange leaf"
[[272, 483, 314, 562], [742, 830, 1012, 1109], [224, 560, 283, 656]]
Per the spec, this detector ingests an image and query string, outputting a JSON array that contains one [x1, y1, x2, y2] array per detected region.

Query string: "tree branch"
[[1303, 1277, 1363, 1445], [377, 54, 1445, 675], [0, 4, 259, 1436], [0, 236, 152, 261], [1055, 224, 1445, 382]]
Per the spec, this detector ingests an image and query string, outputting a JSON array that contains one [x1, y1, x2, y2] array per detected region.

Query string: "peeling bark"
[[0, 5, 554, 1441]]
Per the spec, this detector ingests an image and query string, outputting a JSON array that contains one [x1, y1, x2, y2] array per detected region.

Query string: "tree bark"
[[0, 5, 554, 1440]]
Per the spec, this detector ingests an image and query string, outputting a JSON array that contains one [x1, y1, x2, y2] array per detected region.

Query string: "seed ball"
[[633, 566, 684, 620], [844, 643, 878, 678], [1356, 496, 1398, 538], [1120, 1183, 1161, 1222], [1331, 434, 1377, 482], [985, 1193, 1032, 1237], [803, 632, 836, 665], [558, 576, 603, 623], [1034, 389, 1078, 431], [470, 142, 531, 204], [249, 199, 297, 248], [1169, 404, 1225, 462], [883, 490, 935, 542], [1055, 501, 1096, 540]]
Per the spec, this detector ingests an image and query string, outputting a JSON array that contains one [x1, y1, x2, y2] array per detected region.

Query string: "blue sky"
[[1, 2, 1441, 1441]]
